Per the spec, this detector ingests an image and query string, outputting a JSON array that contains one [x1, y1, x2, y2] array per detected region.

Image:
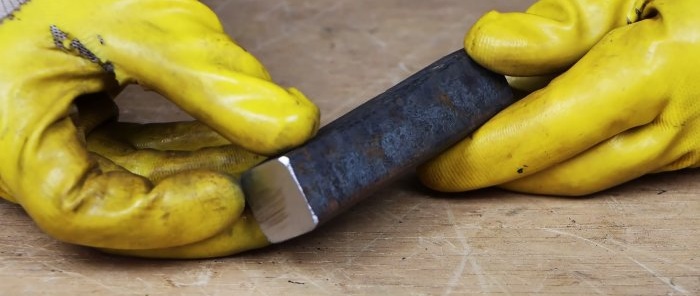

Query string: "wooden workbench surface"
[[1, 0, 698, 294]]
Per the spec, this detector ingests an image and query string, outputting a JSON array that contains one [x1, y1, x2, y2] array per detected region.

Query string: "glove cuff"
[[1, 0, 29, 22]]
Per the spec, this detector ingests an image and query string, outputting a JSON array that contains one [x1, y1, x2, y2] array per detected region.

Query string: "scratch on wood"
[[443, 205, 487, 296], [247, 1, 345, 52], [40, 262, 122, 293], [626, 256, 689, 294], [165, 267, 213, 287], [540, 228, 689, 294], [571, 271, 605, 295]]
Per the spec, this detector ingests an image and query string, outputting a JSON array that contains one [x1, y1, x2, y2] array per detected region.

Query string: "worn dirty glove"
[[0, 0, 319, 258], [419, 0, 700, 196]]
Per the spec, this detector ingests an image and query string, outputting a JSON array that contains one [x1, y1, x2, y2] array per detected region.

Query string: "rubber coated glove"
[[0, 0, 319, 258], [419, 0, 700, 196]]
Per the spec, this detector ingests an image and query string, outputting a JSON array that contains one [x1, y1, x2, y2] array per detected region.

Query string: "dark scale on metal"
[[243, 49, 517, 243], [50, 25, 115, 74], [286, 50, 515, 226]]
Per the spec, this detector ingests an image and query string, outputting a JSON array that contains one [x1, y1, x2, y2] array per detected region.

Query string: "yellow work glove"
[[0, 0, 319, 258], [419, 0, 700, 196]]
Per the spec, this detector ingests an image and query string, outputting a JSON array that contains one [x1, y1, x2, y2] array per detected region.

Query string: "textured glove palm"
[[419, 0, 700, 196], [0, 0, 319, 258]]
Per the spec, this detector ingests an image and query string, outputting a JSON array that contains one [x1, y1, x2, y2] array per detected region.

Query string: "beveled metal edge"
[[241, 156, 319, 243]]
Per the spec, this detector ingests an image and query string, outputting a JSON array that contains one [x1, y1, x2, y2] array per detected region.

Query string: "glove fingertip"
[[465, 10, 583, 77], [464, 11, 507, 72]]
